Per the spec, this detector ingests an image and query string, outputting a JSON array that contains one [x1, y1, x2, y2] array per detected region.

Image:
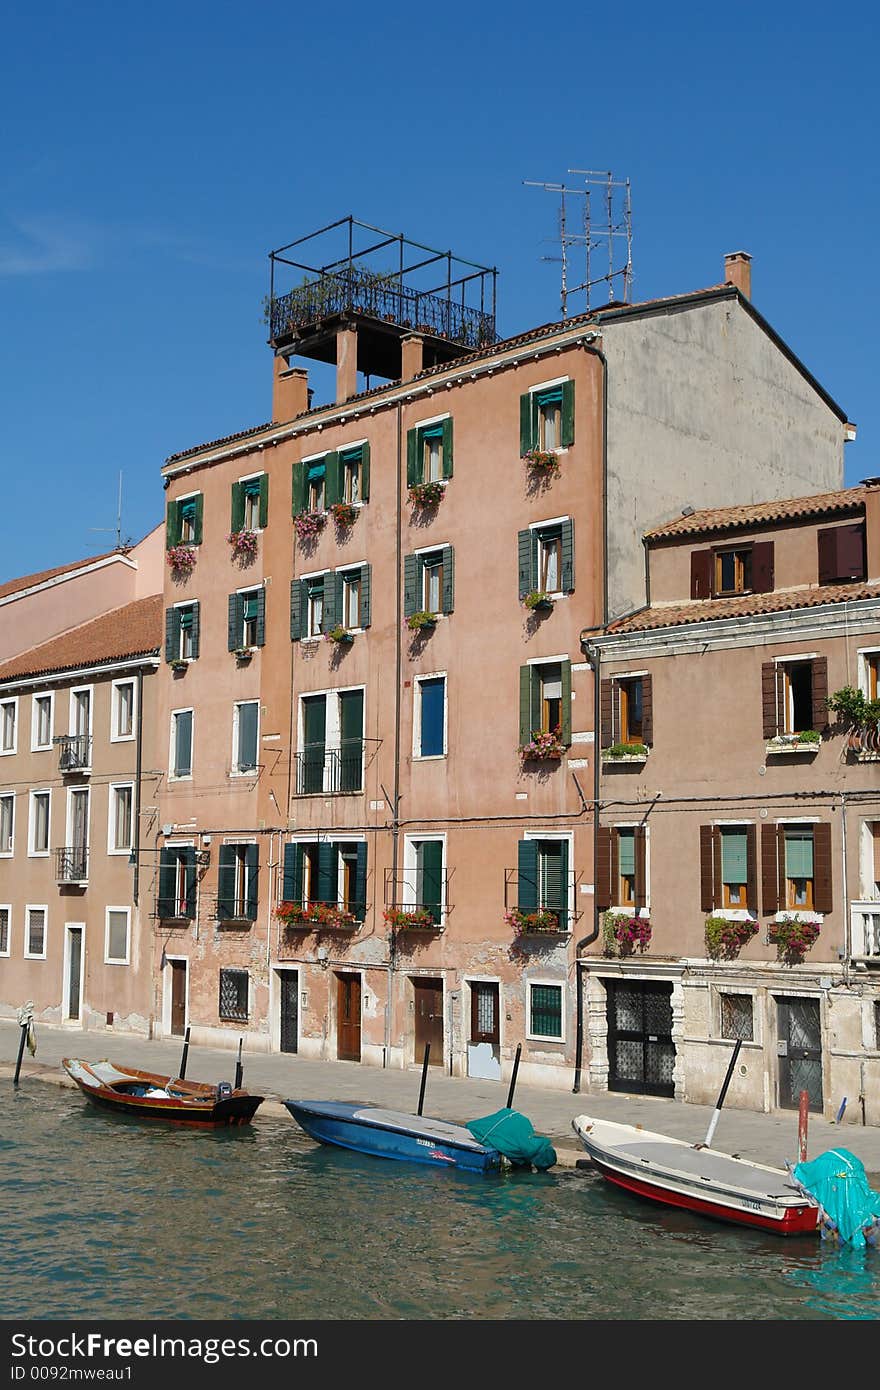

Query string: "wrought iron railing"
[[294, 745, 363, 795], [55, 734, 92, 772], [214, 897, 257, 925], [503, 869, 580, 935], [155, 895, 195, 921], [55, 846, 88, 882], [850, 901, 880, 958], [383, 870, 450, 927], [276, 899, 363, 930]]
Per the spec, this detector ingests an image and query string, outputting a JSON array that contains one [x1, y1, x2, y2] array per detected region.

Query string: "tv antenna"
[[89, 471, 132, 550], [524, 169, 633, 317]]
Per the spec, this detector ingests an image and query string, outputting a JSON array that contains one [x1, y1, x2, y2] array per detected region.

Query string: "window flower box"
[[524, 591, 554, 612], [504, 906, 561, 935], [276, 900, 356, 930], [324, 625, 354, 645], [383, 907, 438, 931], [602, 742, 649, 763], [228, 529, 258, 564], [765, 731, 821, 755], [406, 610, 437, 633], [169, 658, 188, 674], [704, 914, 759, 961], [768, 914, 820, 965], [233, 647, 253, 664], [408, 480, 445, 508], [166, 545, 197, 579], [293, 511, 327, 544], [522, 448, 560, 475], [329, 502, 359, 528], [519, 728, 566, 761], [602, 911, 651, 958]]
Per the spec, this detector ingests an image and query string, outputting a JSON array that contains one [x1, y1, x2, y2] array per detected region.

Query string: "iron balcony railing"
[[503, 869, 580, 935], [214, 897, 257, 925], [54, 734, 92, 772], [850, 901, 880, 958], [155, 895, 195, 922], [383, 870, 450, 928], [294, 744, 364, 795], [55, 846, 88, 883], [276, 898, 364, 931]]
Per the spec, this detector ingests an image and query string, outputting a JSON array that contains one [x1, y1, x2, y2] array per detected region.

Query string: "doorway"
[[606, 979, 675, 1097], [467, 981, 501, 1080], [280, 969, 299, 1054], [336, 972, 361, 1061], [776, 996, 823, 1113], [169, 959, 187, 1037], [413, 978, 444, 1065], [63, 925, 84, 1022]]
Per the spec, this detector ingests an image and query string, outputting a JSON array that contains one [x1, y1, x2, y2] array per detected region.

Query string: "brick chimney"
[[273, 357, 309, 423], [401, 332, 425, 382], [724, 251, 752, 299]]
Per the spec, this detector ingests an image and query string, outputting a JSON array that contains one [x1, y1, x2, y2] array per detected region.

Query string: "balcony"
[[214, 898, 256, 928], [850, 901, 880, 960], [275, 900, 361, 931], [846, 726, 880, 762], [55, 846, 88, 883], [294, 744, 364, 795], [155, 896, 195, 923], [383, 870, 450, 931], [54, 734, 92, 773], [504, 868, 580, 936]]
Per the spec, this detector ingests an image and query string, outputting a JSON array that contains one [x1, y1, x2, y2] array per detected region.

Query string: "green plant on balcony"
[[168, 658, 188, 673], [383, 906, 436, 930], [504, 906, 560, 935], [166, 544, 197, 579], [519, 727, 566, 761], [768, 914, 820, 965], [602, 911, 652, 958], [523, 590, 554, 611], [293, 510, 326, 544], [406, 610, 438, 632], [704, 915, 759, 960], [408, 480, 445, 508], [228, 529, 258, 564], [766, 729, 821, 749], [603, 742, 649, 759], [522, 448, 560, 474], [323, 624, 354, 645], [329, 501, 359, 528], [276, 900, 307, 927], [827, 686, 880, 728]]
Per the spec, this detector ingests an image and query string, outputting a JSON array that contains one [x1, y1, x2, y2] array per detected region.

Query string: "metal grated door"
[[607, 980, 675, 1097]]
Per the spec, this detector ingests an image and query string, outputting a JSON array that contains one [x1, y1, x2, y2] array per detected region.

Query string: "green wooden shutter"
[[192, 494, 204, 545], [324, 452, 342, 506], [519, 665, 532, 743], [165, 607, 179, 662], [339, 689, 364, 793], [282, 843, 303, 904], [290, 580, 302, 641], [517, 840, 538, 911], [291, 461, 306, 516], [183, 849, 197, 919], [441, 417, 453, 479], [354, 843, 368, 922], [228, 594, 241, 651], [561, 519, 575, 593], [359, 564, 371, 628], [255, 588, 266, 646], [190, 602, 200, 659], [217, 844, 236, 920], [158, 848, 176, 917], [258, 474, 269, 529], [518, 530, 533, 599], [420, 841, 443, 922], [519, 393, 534, 455], [561, 659, 572, 745], [560, 379, 575, 447], [403, 553, 419, 617], [406, 428, 419, 486], [321, 571, 336, 632], [166, 499, 181, 549], [441, 546, 454, 614], [231, 481, 245, 533], [359, 442, 370, 501], [317, 842, 337, 904], [245, 843, 259, 920], [540, 841, 568, 931]]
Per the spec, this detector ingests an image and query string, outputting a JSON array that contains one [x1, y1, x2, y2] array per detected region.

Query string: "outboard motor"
[[216, 1081, 232, 1101]]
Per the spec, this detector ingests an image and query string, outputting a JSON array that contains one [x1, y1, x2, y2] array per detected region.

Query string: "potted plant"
[[765, 729, 822, 752], [308, 901, 357, 930], [504, 906, 560, 934], [228, 529, 258, 564], [169, 657, 188, 674], [602, 911, 652, 958], [329, 501, 359, 528], [293, 510, 327, 544], [827, 686, 880, 754], [324, 624, 354, 645], [166, 544, 197, 579], [768, 914, 820, 965], [704, 915, 759, 960], [524, 590, 554, 611], [522, 447, 560, 474], [519, 727, 566, 761], [406, 610, 438, 632], [383, 906, 437, 930], [408, 480, 445, 508], [602, 741, 649, 761], [276, 901, 307, 927], [233, 647, 253, 664]]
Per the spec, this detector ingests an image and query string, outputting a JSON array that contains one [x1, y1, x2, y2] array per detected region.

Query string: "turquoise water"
[[2, 1083, 879, 1321]]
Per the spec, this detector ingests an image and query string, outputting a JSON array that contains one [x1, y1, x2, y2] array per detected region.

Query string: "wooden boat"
[[62, 1058, 263, 1128], [284, 1100, 504, 1172], [572, 1114, 819, 1236]]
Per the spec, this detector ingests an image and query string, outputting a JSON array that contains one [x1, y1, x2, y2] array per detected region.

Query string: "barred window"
[[219, 968, 249, 1022], [528, 982, 563, 1041], [720, 993, 754, 1042]]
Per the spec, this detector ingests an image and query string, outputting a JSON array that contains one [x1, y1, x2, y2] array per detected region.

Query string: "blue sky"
[[2, 1, 877, 583]]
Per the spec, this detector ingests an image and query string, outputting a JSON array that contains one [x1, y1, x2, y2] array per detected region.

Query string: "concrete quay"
[[4, 1020, 880, 1179]]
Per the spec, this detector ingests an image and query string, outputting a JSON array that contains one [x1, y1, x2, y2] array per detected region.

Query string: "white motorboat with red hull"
[[572, 1114, 819, 1236]]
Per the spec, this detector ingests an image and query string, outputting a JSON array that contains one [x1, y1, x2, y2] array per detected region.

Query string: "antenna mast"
[[525, 168, 633, 315]]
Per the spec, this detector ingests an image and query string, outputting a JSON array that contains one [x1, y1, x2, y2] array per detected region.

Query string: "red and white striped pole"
[[797, 1089, 809, 1163]]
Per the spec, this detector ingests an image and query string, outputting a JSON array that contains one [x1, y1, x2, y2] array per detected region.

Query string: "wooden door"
[[336, 972, 361, 1061], [413, 978, 443, 1064], [280, 970, 298, 1054], [170, 960, 187, 1037]]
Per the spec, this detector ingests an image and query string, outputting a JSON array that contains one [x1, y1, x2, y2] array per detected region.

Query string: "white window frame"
[[528, 377, 571, 455], [68, 684, 94, 738], [339, 440, 367, 506], [526, 978, 565, 1044], [0, 903, 10, 958], [528, 516, 570, 599], [413, 672, 448, 761], [857, 647, 880, 699], [232, 701, 261, 778], [0, 696, 18, 755], [0, 792, 14, 857], [774, 818, 823, 921], [169, 707, 194, 781], [66, 784, 90, 846], [105, 905, 131, 966], [107, 782, 134, 855], [31, 691, 54, 752], [238, 470, 266, 533], [402, 832, 447, 922], [608, 821, 651, 915], [24, 903, 48, 961], [176, 490, 201, 545], [337, 563, 367, 632], [523, 830, 575, 922], [219, 966, 251, 1022], [236, 584, 263, 650], [713, 987, 760, 1045], [110, 678, 136, 742], [296, 685, 366, 793], [28, 788, 51, 857], [859, 819, 880, 901]]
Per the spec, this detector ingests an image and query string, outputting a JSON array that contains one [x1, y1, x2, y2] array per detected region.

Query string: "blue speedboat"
[[284, 1100, 503, 1172]]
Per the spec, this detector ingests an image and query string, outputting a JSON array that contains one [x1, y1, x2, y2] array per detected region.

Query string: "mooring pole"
[[13, 1003, 34, 1088], [178, 1025, 191, 1080], [417, 1044, 430, 1116], [506, 1043, 522, 1110], [13, 1022, 27, 1088], [234, 1038, 243, 1090], [703, 1037, 743, 1148], [798, 1089, 810, 1162]]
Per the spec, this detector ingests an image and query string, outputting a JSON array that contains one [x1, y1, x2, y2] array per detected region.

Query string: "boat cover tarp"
[[792, 1149, 880, 1248], [466, 1108, 556, 1170]]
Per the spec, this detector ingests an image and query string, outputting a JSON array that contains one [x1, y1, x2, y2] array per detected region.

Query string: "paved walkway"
[[4, 1019, 880, 1177]]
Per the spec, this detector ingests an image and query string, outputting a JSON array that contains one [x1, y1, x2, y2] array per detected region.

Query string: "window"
[[818, 522, 866, 585], [306, 579, 324, 638], [65, 787, 89, 880], [170, 710, 193, 779], [233, 702, 259, 774], [307, 463, 325, 512], [25, 906, 46, 959], [596, 825, 648, 912], [219, 968, 249, 1022], [520, 380, 575, 455], [282, 840, 368, 920], [0, 794, 14, 855], [231, 475, 267, 532], [0, 906, 9, 957], [32, 694, 53, 750], [691, 541, 774, 600], [0, 698, 17, 754], [699, 824, 756, 913], [720, 993, 754, 1042], [108, 784, 133, 854], [29, 791, 50, 855], [761, 822, 832, 915], [528, 982, 564, 1042], [70, 687, 91, 738], [865, 653, 880, 702], [292, 447, 371, 516], [217, 843, 259, 922], [714, 547, 753, 596], [341, 570, 362, 629], [290, 566, 372, 641], [785, 828, 814, 909], [720, 828, 749, 908], [616, 829, 636, 907], [105, 907, 130, 965], [404, 548, 454, 620], [519, 660, 572, 746], [415, 675, 446, 758], [111, 681, 135, 740], [518, 521, 575, 600], [761, 658, 827, 739], [619, 677, 645, 744], [297, 688, 364, 794], [407, 418, 453, 486], [165, 603, 200, 663], [517, 838, 570, 931], [158, 846, 197, 919], [227, 588, 265, 651], [166, 493, 203, 547], [341, 445, 369, 503], [405, 838, 445, 923]]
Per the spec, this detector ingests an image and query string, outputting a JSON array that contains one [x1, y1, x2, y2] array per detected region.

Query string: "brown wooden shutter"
[[811, 656, 828, 731], [835, 522, 867, 582], [712, 827, 722, 909], [640, 675, 653, 746], [761, 823, 779, 914], [700, 825, 715, 912], [751, 541, 775, 594], [761, 662, 779, 740], [817, 526, 838, 584], [595, 827, 612, 909], [776, 825, 787, 912], [691, 548, 713, 600], [600, 678, 614, 748], [746, 824, 758, 916], [813, 822, 833, 914], [634, 826, 647, 910]]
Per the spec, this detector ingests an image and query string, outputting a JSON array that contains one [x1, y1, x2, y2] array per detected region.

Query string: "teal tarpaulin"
[[466, 1108, 556, 1170], [792, 1148, 880, 1248]]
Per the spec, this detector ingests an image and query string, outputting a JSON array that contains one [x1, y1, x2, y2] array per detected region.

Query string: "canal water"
[[3, 1083, 879, 1321]]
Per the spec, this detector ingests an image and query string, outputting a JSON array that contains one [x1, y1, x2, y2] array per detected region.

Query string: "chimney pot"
[[724, 250, 752, 299]]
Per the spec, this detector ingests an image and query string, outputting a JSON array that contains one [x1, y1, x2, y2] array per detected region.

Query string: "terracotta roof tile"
[[0, 595, 163, 683], [0, 549, 123, 602], [645, 487, 865, 541], [607, 580, 880, 635]]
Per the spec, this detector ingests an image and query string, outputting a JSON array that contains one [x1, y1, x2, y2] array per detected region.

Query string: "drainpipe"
[[132, 668, 144, 907], [572, 633, 603, 1092], [840, 792, 851, 987], [384, 398, 404, 1066]]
